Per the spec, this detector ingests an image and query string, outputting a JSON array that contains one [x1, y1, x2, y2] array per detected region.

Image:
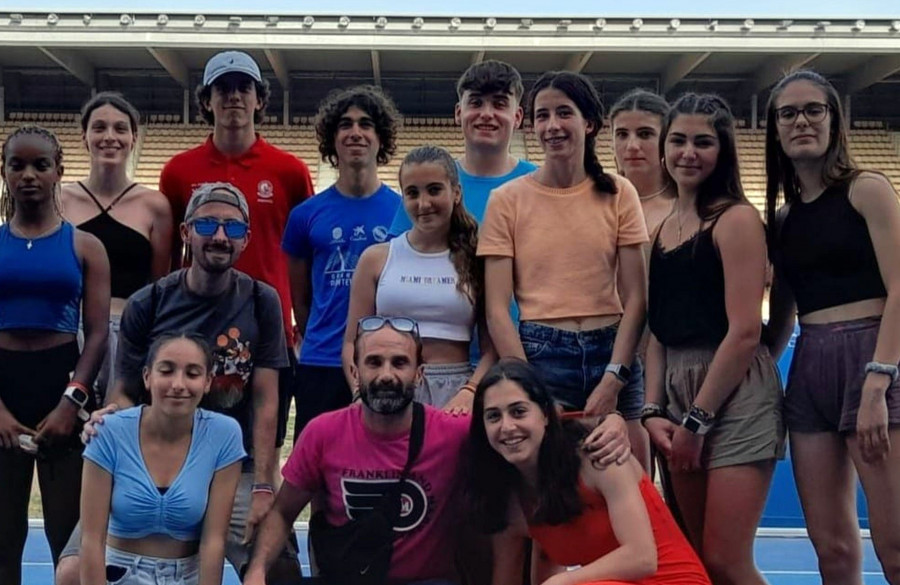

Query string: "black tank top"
[[648, 219, 729, 347], [779, 179, 886, 316], [76, 182, 154, 299]]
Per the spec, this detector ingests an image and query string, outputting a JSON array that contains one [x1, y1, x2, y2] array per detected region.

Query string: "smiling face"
[[181, 200, 250, 273], [143, 337, 211, 416], [774, 80, 832, 164], [613, 109, 664, 181], [1, 132, 63, 212], [84, 104, 135, 167], [400, 161, 460, 235], [482, 379, 548, 473], [664, 114, 720, 194], [206, 72, 262, 131], [455, 89, 523, 152], [532, 87, 593, 165], [334, 105, 381, 170]]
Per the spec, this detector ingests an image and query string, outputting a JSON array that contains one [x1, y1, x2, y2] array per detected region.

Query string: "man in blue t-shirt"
[[282, 86, 401, 440]]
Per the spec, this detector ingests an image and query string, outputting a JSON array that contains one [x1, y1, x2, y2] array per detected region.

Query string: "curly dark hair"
[[528, 72, 618, 196], [315, 85, 400, 168], [195, 74, 271, 126], [466, 359, 586, 534], [1, 125, 64, 222], [398, 145, 482, 307]]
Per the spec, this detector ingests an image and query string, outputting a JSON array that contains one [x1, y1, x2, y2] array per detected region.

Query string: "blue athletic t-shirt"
[[389, 159, 537, 235], [389, 158, 536, 366], [282, 184, 401, 367]]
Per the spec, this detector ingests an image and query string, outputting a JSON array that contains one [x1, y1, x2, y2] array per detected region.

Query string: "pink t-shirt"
[[282, 404, 470, 583]]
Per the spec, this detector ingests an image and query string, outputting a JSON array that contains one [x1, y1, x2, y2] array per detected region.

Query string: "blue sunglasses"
[[190, 217, 249, 239]]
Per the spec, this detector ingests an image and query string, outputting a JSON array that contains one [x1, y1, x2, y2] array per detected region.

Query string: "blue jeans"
[[105, 547, 199, 585], [519, 321, 644, 418]]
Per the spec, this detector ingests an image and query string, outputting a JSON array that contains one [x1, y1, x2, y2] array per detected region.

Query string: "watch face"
[[683, 417, 700, 433], [69, 387, 88, 404]]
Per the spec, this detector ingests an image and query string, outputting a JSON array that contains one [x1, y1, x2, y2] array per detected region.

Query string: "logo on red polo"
[[257, 180, 274, 201]]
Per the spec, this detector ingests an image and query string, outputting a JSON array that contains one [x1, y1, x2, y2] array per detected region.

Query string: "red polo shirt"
[[159, 134, 314, 344]]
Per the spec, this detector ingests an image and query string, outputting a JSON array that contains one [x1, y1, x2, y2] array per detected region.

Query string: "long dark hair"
[[661, 93, 747, 221], [764, 70, 859, 251], [466, 359, 585, 533], [399, 145, 482, 305], [609, 88, 671, 183], [528, 71, 618, 196], [1, 125, 64, 222]]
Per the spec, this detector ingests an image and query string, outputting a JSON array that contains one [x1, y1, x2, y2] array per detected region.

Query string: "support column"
[[751, 94, 758, 129], [843, 94, 852, 126], [0, 68, 5, 122], [283, 89, 290, 127], [183, 89, 190, 125]]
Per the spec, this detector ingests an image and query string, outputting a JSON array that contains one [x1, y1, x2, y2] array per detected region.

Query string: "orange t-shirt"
[[477, 173, 648, 321]]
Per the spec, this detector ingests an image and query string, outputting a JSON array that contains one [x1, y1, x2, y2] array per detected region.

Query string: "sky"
[[9, 0, 900, 19]]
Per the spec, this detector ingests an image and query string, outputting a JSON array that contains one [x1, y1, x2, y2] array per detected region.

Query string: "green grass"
[[29, 405, 302, 519]]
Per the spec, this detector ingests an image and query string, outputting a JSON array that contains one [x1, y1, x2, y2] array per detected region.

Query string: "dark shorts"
[[518, 321, 644, 419], [292, 364, 353, 444], [785, 316, 900, 433], [665, 344, 785, 469]]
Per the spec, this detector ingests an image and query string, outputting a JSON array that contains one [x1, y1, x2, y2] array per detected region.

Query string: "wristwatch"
[[682, 405, 714, 436], [604, 363, 632, 384], [63, 384, 89, 409]]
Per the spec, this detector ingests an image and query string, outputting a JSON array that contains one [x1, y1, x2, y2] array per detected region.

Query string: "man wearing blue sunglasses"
[[65, 182, 304, 584]]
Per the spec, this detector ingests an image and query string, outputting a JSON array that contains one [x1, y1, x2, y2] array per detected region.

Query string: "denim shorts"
[[519, 321, 644, 418], [105, 546, 199, 585]]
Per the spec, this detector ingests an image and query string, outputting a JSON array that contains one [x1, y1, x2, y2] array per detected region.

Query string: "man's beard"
[[360, 378, 416, 415]]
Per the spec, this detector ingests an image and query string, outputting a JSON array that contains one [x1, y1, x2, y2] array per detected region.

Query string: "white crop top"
[[376, 233, 475, 342]]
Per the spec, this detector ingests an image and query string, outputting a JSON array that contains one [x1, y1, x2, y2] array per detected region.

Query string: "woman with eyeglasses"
[[343, 146, 494, 413], [61, 93, 173, 403], [764, 70, 900, 585]]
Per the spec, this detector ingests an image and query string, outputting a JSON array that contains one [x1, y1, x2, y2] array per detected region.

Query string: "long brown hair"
[[398, 145, 482, 306], [764, 70, 859, 251]]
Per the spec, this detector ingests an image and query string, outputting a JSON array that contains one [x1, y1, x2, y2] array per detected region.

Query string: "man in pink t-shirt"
[[245, 318, 468, 585]]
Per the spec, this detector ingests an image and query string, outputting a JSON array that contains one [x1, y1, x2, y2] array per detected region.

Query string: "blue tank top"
[[0, 221, 82, 333]]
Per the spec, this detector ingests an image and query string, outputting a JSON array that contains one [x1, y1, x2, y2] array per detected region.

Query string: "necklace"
[[674, 205, 689, 242], [639, 182, 670, 202], [10, 221, 61, 250]]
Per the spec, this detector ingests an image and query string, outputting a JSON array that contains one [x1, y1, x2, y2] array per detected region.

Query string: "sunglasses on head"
[[189, 217, 249, 239], [357, 316, 419, 336]]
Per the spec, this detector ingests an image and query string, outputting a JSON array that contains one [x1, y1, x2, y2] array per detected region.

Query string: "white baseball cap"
[[203, 51, 262, 86]]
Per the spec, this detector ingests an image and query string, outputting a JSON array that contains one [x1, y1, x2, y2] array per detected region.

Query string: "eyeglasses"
[[190, 217, 249, 239], [775, 103, 829, 126], [357, 316, 419, 336]]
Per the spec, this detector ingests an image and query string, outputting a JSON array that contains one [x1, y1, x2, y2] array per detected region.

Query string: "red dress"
[[528, 475, 711, 585]]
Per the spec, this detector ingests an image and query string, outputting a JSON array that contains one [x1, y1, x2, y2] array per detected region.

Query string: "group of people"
[[0, 45, 897, 585]]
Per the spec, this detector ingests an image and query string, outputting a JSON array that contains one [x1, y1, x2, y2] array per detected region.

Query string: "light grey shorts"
[[105, 546, 199, 585], [416, 362, 473, 408]]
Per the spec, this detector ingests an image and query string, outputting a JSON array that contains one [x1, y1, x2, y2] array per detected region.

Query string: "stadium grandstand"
[[0, 10, 898, 207]]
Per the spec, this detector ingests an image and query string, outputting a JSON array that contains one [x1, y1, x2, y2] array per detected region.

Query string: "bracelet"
[[689, 404, 715, 423], [639, 403, 666, 425], [865, 361, 900, 384], [251, 483, 275, 495], [459, 383, 477, 395]]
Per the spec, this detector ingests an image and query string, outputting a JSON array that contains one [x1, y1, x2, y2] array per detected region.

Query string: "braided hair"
[[1, 125, 64, 222]]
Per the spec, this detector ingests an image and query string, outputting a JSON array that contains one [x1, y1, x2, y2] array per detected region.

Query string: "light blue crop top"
[[83, 406, 245, 541]]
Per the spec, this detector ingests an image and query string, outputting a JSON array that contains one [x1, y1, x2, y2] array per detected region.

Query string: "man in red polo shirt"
[[160, 51, 314, 349]]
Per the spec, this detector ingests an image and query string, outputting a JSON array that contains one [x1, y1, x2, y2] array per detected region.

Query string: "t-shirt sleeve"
[[389, 205, 413, 238], [281, 204, 313, 260], [213, 414, 247, 470], [616, 177, 650, 246], [282, 415, 326, 493], [82, 415, 119, 474], [115, 288, 154, 395], [476, 187, 515, 258], [254, 284, 289, 369]]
